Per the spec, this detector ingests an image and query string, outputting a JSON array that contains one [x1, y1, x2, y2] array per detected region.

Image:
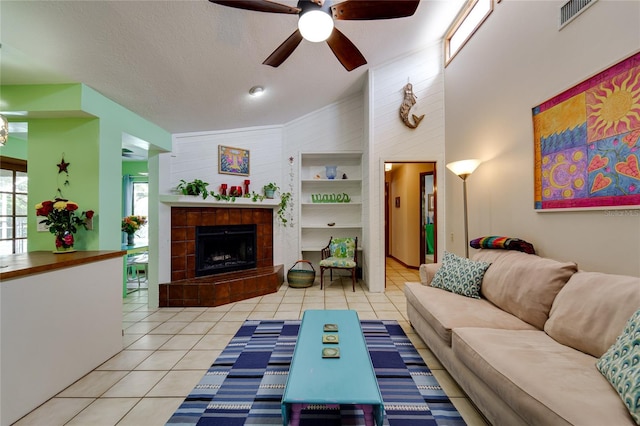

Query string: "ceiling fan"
[[209, 0, 420, 71]]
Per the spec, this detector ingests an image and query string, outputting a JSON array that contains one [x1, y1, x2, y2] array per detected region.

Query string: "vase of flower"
[[36, 198, 93, 254], [55, 230, 75, 253], [122, 215, 147, 245]]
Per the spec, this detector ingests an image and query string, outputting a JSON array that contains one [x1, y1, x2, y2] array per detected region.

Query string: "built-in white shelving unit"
[[299, 152, 363, 253]]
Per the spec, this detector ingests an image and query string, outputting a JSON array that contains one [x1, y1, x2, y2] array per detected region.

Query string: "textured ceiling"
[[1, 0, 464, 135]]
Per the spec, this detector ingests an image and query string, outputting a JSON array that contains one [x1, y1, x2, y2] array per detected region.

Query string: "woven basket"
[[287, 260, 315, 288]]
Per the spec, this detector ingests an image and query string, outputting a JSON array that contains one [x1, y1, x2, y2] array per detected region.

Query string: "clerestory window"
[[445, 0, 493, 65]]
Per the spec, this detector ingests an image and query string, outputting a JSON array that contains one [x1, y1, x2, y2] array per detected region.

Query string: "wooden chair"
[[319, 236, 358, 292]]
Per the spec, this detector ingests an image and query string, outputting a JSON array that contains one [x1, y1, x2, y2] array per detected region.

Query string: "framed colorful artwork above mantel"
[[532, 52, 640, 211], [218, 145, 250, 176]]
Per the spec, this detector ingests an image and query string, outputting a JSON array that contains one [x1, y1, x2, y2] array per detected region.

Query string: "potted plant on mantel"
[[263, 182, 279, 199], [177, 179, 210, 200], [176, 179, 292, 226]]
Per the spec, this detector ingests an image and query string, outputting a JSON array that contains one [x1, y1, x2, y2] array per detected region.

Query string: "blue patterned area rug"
[[166, 319, 465, 426]]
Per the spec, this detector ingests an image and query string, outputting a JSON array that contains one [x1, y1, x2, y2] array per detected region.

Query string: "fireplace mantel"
[[160, 194, 279, 208], [161, 205, 281, 307]]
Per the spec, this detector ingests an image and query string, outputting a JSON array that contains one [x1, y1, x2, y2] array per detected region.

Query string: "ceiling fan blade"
[[326, 28, 367, 72], [209, 0, 300, 14], [331, 0, 419, 20], [263, 30, 304, 67]]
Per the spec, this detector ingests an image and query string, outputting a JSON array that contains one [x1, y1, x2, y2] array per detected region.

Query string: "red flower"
[[85, 210, 94, 219], [36, 200, 54, 216], [66, 202, 79, 212]]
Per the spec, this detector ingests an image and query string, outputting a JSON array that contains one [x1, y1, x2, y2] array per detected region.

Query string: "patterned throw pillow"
[[596, 309, 640, 424], [329, 237, 355, 259], [430, 251, 491, 299]]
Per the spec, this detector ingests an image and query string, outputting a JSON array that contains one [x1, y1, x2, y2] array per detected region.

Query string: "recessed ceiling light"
[[249, 86, 265, 97]]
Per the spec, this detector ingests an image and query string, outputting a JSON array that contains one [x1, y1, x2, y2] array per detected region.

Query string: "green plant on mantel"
[[264, 182, 279, 191], [177, 179, 291, 226], [177, 179, 210, 200], [209, 190, 265, 203]]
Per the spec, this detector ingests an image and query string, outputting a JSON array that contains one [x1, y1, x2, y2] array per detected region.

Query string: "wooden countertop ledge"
[[0, 250, 126, 281]]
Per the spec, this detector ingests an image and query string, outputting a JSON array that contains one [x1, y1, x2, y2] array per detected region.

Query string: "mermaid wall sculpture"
[[399, 82, 425, 129]]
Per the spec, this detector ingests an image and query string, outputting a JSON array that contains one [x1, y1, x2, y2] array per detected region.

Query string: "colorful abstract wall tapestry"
[[533, 52, 640, 210]]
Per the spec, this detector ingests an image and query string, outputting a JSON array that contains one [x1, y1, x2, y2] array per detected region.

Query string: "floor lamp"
[[446, 159, 481, 258]]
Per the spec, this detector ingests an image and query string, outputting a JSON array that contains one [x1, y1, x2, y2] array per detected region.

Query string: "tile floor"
[[14, 258, 488, 426]]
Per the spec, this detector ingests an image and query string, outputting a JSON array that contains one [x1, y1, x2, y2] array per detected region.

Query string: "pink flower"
[[64, 233, 74, 246]]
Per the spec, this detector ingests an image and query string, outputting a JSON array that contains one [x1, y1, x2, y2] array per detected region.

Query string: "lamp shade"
[[446, 159, 481, 178], [298, 10, 334, 42]]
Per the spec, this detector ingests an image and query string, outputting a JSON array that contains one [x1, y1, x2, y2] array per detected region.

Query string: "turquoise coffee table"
[[281, 310, 384, 426]]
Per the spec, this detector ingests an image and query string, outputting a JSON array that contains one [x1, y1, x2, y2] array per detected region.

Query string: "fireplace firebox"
[[195, 224, 257, 277]]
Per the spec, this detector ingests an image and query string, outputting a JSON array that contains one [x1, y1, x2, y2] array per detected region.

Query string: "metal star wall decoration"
[[56, 154, 71, 198], [57, 157, 70, 174]]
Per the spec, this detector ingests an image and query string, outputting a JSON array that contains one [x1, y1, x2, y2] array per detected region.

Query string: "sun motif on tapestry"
[[533, 52, 640, 209]]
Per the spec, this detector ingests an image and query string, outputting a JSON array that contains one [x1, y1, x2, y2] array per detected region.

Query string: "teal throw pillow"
[[596, 309, 640, 424], [430, 251, 491, 299]]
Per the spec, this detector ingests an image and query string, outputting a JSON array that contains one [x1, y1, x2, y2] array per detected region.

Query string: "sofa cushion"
[[473, 250, 577, 329], [596, 309, 640, 424], [431, 251, 490, 299], [545, 271, 640, 357], [404, 283, 536, 346], [452, 328, 636, 425], [419, 262, 440, 285]]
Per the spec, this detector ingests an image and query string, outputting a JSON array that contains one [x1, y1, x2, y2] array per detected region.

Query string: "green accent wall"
[[1, 83, 171, 254], [0, 136, 28, 160], [122, 161, 148, 181], [28, 118, 100, 251]]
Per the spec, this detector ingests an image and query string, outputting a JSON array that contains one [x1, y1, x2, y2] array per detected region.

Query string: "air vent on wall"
[[559, 0, 598, 29]]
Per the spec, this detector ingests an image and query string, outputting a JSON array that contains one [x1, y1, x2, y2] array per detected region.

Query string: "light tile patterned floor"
[[14, 258, 488, 426]]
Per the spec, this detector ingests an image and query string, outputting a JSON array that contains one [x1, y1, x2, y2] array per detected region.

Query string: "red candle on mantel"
[[244, 179, 250, 194], [220, 184, 227, 196]]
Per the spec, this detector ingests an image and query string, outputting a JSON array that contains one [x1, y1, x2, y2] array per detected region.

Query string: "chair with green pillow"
[[319, 236, 358, 292]]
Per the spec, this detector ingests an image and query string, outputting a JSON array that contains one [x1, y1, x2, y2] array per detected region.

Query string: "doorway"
[[420, 171, 436, 264], [384, 162, 437, 273]]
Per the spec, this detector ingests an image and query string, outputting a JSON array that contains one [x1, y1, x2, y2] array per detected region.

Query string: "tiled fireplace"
[[159, 206, 283, 307]]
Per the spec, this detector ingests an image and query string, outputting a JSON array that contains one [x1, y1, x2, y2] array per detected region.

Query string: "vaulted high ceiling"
[[1, 0, 464, 134]]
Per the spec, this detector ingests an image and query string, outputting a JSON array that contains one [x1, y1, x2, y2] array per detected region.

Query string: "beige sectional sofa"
[[404, 249, 640, 426]]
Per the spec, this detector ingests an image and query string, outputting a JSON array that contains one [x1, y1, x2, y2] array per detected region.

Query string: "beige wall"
[[444, 0, 640, 276], [387, 163, 434, 267]]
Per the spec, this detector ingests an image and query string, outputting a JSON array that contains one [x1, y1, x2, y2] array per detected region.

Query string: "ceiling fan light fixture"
[[298, 9, 334, 42]]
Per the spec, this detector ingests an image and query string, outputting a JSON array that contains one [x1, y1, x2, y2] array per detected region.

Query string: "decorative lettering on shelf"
[[311, 193, 352, 203]]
